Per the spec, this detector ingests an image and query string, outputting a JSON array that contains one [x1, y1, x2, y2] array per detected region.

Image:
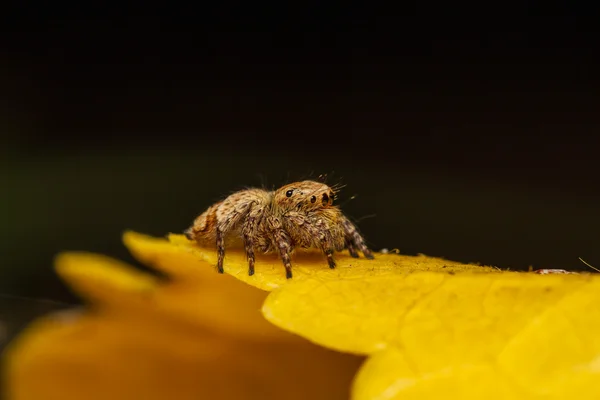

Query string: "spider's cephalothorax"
[[184, 180, 374, 279]]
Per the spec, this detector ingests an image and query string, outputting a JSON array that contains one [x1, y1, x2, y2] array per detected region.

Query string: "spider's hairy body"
[[185, 180, 374, 279]]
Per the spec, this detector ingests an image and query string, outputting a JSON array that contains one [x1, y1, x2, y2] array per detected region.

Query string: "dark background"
[[1, 4, 600, 340]]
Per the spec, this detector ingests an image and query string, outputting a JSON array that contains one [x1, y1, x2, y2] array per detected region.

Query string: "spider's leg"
[[316, 221, 337, 269], [341, 216, 374, 259], [325, 247, 336, 269], [244, 234, 256, 277], [215, 228, 225, 273], [274, 230, 293, 278], [345, 238, 360, 258], [289, 212, 337, 269], [268, 217, 294, 278], [206, 189, 271, 276], [241, 211, 261, 276]]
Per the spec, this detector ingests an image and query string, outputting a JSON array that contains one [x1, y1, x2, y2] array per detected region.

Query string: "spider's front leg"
[[288, 212, 337, 269], [267, 216, 294, 279], [340, 216, 374, 259]]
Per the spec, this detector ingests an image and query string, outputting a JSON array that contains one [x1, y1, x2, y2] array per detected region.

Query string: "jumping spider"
[[184, 180, 374, 279]]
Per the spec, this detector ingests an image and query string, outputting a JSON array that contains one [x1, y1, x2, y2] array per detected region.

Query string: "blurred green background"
[[1, 5, 600, 351]]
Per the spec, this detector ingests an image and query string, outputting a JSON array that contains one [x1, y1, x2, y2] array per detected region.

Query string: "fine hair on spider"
[[184, 179, 374, 279]]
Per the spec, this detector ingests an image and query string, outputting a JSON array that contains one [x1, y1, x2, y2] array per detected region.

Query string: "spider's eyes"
[[322, 193, 329, 205], [310, 195, 316, 203], [286, 189, 294, 197]]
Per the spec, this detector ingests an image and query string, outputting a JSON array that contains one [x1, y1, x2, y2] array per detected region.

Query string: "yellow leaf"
[[8, 231, 595, 400], [167, 233, 600, 398], [3, 232, 363, 400], [261, 272, 600, 399]]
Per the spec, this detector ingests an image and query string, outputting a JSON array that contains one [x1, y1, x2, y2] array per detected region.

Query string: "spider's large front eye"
[[286, 189, 294, 197]]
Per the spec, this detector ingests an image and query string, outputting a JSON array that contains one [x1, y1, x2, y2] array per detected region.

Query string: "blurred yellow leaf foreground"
[[3, 232, 600, 400]]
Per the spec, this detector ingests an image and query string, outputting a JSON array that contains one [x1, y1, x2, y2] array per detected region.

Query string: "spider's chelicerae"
[[184, 180, 374, 279]]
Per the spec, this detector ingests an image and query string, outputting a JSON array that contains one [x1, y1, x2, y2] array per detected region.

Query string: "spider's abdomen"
[[185, 188, 271, 247], [184, 202, 222, 243]]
